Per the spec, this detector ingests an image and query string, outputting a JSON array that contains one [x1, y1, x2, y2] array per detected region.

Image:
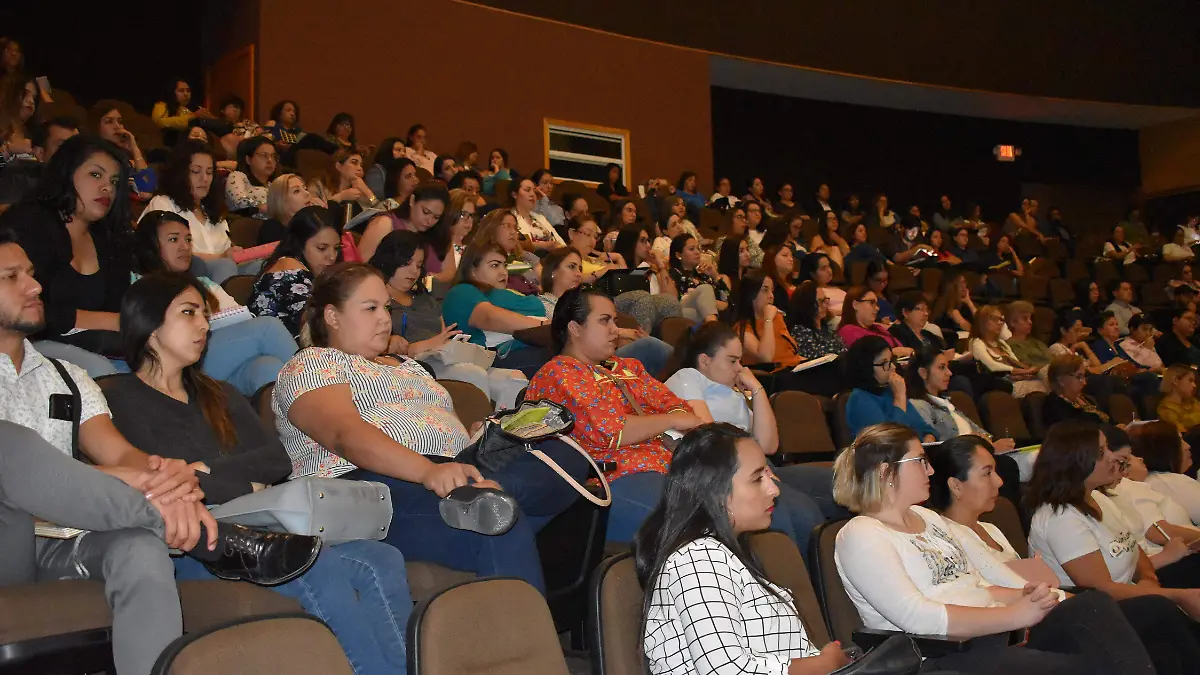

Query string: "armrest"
[[852, 627, 974, 657], [512, 325, 553, 348]]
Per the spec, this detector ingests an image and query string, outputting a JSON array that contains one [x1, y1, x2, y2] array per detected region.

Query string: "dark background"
[[710, 86, 1141, 225]]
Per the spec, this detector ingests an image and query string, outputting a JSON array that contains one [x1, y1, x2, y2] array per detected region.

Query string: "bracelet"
[[750, 386, 765, 398]]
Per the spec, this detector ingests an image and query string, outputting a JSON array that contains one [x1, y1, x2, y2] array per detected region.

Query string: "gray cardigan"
[[911, 396, 989, 441]]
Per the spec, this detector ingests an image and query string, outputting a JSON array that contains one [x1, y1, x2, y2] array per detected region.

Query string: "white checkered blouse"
[[644, 537, 818, 675]]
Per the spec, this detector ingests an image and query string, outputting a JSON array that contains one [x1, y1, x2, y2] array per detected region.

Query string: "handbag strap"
[[595, 363, 646, 416], [528, 434, 612, 507], [47, 358, 82, 462]]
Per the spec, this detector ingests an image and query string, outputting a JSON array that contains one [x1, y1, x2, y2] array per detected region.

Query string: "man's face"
[[0, 243, 45, 336]]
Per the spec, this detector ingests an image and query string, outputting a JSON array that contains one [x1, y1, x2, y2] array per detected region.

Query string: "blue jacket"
[[845, 388, 936, 440]]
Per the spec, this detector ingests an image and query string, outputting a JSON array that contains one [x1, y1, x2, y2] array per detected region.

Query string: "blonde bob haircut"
[[833, 422, 921, 513], [1161, 364, 1196, 395], [267, 172, 305, 223]]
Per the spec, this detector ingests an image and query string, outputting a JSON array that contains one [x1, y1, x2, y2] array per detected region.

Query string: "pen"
[[1153, 522, 1171, 541], [400, 312, 408, 338]]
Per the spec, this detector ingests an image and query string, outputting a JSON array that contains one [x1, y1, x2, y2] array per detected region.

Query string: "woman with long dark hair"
[[365, 137, 405, 197], [108, 272, 412, 674], [842, 336, 936, 440], [247, 206, 343, 337], [596, 162, 628, 202], [150, 78, 210, 147], [798, 251, 845, 321], [715, 236, 749, 318], [730, 271, 802, 369], [788, 280, 846, 360], [357, 181, 451, 270], [224, 136, 278, 219], [611, 223, 682, 330], [132, 210, 297, 396], [668, 234, 720, 324], [324, 112, 356, 151], [0, 134, 134, 376], [635, 424, 848, 675]]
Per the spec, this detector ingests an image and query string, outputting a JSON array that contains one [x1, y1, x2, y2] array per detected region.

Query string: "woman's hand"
[[420, 462, 499, 498], [991, 438, 1017, 453], [227, 246, 244, 258], [887, 371, 907, 400], [668, 411, 704, 432], [1009, 583, 1057, 627], [891, 346, 914, 358], [736, 368, 763, 394], [762, 304, 780, 323], [387, 335, 410, 355], [617, 327, 645, 345], [410, 321, 461, 355], [334, 187, 364, 202]]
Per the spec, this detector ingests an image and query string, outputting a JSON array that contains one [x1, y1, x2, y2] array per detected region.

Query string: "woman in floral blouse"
[[247, 206, 342, 337], [789, 280, 846, 359], [527, 288, 826, 546], [667, 233, 720, 323]]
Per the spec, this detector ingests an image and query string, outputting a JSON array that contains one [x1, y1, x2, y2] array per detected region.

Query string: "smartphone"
[[637, 184, 646, 199]]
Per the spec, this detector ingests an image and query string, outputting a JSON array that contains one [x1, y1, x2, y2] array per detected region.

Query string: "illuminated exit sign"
[[994, 145, 1022, 162]]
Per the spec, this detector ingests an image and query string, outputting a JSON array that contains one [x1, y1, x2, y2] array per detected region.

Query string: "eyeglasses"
[[578, 230, 600, 239], [1114, 458, 1131, 471], [873, 359, 898, 370], [856, 297, 879, 305], [733, 214, 747, 221], [895, 455, 929, 469], [456, 212, 477, 222]]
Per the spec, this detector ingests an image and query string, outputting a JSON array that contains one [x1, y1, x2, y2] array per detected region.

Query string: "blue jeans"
[[174, 540, 411, 675], [345, 437, 589, 595], [202, 316, 299, 396], [33, 340, 128, 378], [615, 336, 673, 377], [606, 470, 826, 560]]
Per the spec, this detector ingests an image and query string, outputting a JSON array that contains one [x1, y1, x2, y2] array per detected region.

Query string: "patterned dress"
[[272, 348, 468, 478], [247, 267, 313, 338], [527, 355, 691, 481]]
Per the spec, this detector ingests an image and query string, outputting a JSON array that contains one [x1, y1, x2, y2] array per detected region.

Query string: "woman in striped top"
[[272, 262, 590, 593]]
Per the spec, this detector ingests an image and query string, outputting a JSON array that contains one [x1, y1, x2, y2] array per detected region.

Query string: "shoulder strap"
[[47, 358, 82, 461], [595, 364, 646, 416]]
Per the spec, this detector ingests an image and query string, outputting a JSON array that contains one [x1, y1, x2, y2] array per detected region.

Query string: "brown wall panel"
[[257, 0, 713, 191], [1141, 118, 1200, 197]]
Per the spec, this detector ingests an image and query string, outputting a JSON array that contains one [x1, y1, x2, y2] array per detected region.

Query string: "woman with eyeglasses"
[[842, 335, 936, 441], [609, 224, 682, 332], [715, 205, 764, 269], [809, 210, 848, 273], [835, 286, 912, 354], [926, 434, 1200, 675], [788, 280, 846, 360], [835, 422, 1158, 675], [225, 136, 278, 219], [566, 214, 627, 285], [797, 252, 845, 323], [1028, 422, 1200, 622], [1042, 354, 1112, 428], [357, 182, 451, 271], [970, 305, 1048, 398]]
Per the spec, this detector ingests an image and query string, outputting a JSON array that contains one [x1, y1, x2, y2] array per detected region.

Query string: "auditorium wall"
[[255, 0, 714, 190], [1140, 117, 1200, 197]]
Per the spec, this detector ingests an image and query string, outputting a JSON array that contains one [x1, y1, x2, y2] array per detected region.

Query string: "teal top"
[[442, 283, 545, 349]]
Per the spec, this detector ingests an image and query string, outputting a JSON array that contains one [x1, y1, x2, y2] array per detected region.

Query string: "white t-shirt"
[[1145, 472, 1200, 526], [513, 209, 565, 247], [835, 506, 1000, 636], [1028, 491, 1140, 586], [1107, 478, 1191, 556], [141, 195, 231, 256]]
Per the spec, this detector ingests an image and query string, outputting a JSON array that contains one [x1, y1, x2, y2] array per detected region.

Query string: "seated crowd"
[[5, 52, 1200, 675]]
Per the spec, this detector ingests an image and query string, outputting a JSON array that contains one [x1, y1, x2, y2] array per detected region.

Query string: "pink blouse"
[[837, 322, 902, 349]]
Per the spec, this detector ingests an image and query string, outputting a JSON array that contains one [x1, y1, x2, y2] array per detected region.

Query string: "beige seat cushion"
[[406, 561, 475, 603]]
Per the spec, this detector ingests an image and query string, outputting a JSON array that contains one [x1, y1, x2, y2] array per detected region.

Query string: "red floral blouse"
[[527, 355, 692, 481]]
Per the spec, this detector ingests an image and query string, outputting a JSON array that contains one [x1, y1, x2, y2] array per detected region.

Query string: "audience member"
[[708, 176, 738, 207], [1003, 300, 1052, 368], [403, 123, 436, 173], [90, 101, 153, 199], [668, 234, 720, 324], [257, 173, 313, 245], [480, 147, 510, 196], [809, 210, 848, 272], [365, 137, 405, 197], [108, 272, 411, 674], [1119, 208, 1151, 247], [0, 135, 133, 376], [247, 206, 342, 337], [1119, 314, 1163, 371], [323, 112, 356, 151], [1156, 306, 1200, 367], [1042, 354, 1111, 426], [0, 115, 78, 214], [511, 176, 565, 250], [863, 193, 897, 230], [888, 290, 948, 351], [798, 252, 845, 322], [1158, 364, 1200, 437], [1105, 280, 1142, 336], [842, 336, 935, 440], [760, 244, 796, 310], [970, 305, 1047, 398], [931, 273, 976, 334], [454, 141, 479, 172], [358, 181, 450, 268], [635, 424, 847, 675], [612, 224, 681, 325], [596, 162, 628, 202], [837, 286, 909, 353], [714, 236, 749, 316], [465, 208, 540, 293], [1167, 263, 1200, 299], [530, 168, 565, 228], [788, 280, 846, 359], [1103, 224, 1139, 265], [150, 78, 210, 147], [1132, 420, 1200, 522], [308, 147, 379, 227], [731, 271, 803, 369], [674, 171, 706, 213], [225, 136, 278, 219], [1163, 226, 1197, 263], [834, 422, 1154, 675], [275, 262, 588, 594], [840, 193, 864, 228]]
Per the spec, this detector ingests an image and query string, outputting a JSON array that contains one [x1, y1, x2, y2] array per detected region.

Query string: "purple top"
[[385, 212, 445, 273]]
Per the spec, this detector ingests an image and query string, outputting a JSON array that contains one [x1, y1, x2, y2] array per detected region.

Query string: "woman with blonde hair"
[[307, 147, 378, 225], [969, 304, 1047, 398], [1159, 364, 1200, 435], [253, 173, 314, 246]]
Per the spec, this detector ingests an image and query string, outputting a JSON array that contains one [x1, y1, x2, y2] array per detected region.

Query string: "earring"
[[888, 481, 895, 488]]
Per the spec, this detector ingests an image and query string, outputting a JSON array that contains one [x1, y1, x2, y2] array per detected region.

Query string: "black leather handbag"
[[832, 635, 921, 675]]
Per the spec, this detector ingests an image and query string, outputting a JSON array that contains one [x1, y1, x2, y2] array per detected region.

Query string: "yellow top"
[[151, 101, 192, 130], [1158, 397, 1200, 432]]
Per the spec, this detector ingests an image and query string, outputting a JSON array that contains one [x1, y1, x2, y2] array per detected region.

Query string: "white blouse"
[[513, 209, 565, 247], [1107, 478, 1192, 556], [835, 506, 1000, 636], [1028, 491, 1140, 586], [141, 195, 231, 256], [941, 519, 1028, 588], [644, 537, 818, 675], [1146, 472, 1200, 526]]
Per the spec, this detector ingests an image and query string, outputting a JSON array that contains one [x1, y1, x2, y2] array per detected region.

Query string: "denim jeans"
[[201, 316, 299, 396], [606, 470, 826, 560], [174, 540, 411, 675], [615, 336, 673, 377], [344, 437, 589, 595]]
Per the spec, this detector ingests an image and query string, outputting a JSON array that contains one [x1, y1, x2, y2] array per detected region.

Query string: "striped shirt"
[[273, 347, 468, 478]]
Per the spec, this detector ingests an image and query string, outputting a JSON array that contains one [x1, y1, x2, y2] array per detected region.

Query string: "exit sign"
[[994, 145, 1022, 162]]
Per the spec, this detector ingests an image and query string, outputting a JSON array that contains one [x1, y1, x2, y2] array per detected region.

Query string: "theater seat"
[[980, 497, 1027, 558], [151, 613, 351, 675], [749, 531, 831, 646], [220, 275, 257, 305], [587, 553, 644, 675]]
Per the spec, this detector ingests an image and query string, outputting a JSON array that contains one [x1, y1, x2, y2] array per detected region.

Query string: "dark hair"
[[634, 423, 781, 627], [926, 435, 996, 511], [384, 158, 417, 199], [606, 198, 636, 232], [731, 270, 769, 339], [560, 191, 585, 213], [1074, 278, 1101, 309], [540, 246, 581, 293], [161, 78, 190, 117], [550, 286, 609, 353], [1129, 420, 1186, 474], [132, 210, 190, 274], [676, 171, 697, 193], [613, 224, 652, 269], [1052, 307, 1086, 343], [406, 124, 426, 146], [302, 262, 384, 349], [904, 344, 945, 402], [530, 168, 551, 187], [1127, 313, 1151, 333], [789, 280, 823, 331], [1024, 421, 1105, 519], [367, 230, 425, 288], [31, 134, 133, 269], [268, 99, 301, 127], [371, 137, 405, 169], [31, 116, 79, 150], [798, 251, 830, 284], [324, 112, 356, 145], [258, 206, 341, 277], [454, 141, 478, 164], [682, 322, 739, 371], [604, 162, 623, 188], [453, 240, 508, 292], [157, 140, 222, 216], [488, 147, 509, 169], [716, 236, 745, 296], [434, 155, 457, 179], [1096, 310, 1118, 333], [845, 335, 892, 394], [894, 289, 928, 320], [218, 95, 245, 113], [865, 259, 888, 287], [395, 182, 451, 258], [668, 233, 695, 272], [757, 220, 792, 252], [448, 168, 482, 191], [121, 272, 237, 449], [0, 226, 17, 247], [235, 136, 277, 185]]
